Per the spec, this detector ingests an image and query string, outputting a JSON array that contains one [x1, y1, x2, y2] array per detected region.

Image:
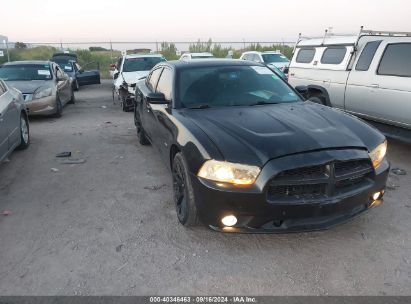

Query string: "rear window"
[[355, 40, 382, 71], [296, 48, 315, 63], [377, 43, 411, 77], [321, 47, 347, 64]]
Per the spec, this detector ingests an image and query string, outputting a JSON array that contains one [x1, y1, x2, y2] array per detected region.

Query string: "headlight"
[[369, 140, 387, 169], [197, 160, 261, 186], [33, 88, 52, 100]]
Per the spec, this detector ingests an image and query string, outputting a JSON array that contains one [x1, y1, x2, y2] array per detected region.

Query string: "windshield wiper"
[[187, 104, 211, 109], [249, 101, 280, 106]]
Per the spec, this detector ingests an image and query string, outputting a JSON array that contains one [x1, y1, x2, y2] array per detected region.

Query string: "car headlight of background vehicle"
[[197, 160, 261, 186], [33, 87, 53, 100], [369, 140, 387, 169]]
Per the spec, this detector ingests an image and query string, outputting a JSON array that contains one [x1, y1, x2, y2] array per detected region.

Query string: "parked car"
[[51, 53, 101, 91], [288, 28, 411, 142], [0, 79, 30, 162], [179, 52, 215, 60], [241, 54, 288, 81], [0, 61, 75, 117], [133, 59, 389, 232], [113, 54, 166, 112], [240, 51, 290, 71]]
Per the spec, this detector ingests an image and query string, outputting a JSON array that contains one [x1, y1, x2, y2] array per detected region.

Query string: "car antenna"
[[321, 29, 328, 46]]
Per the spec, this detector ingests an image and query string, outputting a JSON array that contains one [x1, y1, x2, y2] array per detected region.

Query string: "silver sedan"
[[0, 79, 30, 163]]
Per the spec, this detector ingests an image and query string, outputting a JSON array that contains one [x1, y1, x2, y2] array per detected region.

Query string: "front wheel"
[[17, 114, 30, 150], [74, 79, 80, 91], [68, 89, 76, 104], [53, 96, 63, 118], [172, 152, 199, 227]]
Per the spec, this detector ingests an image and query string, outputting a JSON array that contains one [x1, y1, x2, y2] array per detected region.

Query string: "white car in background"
[[179, 52, 215, 60], [240, 51, 290, 71], [113, 54, 166, 111]]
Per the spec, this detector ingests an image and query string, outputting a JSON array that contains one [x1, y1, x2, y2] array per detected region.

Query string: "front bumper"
[[25, 96, 57, 116], [190, 149, 389, 233]]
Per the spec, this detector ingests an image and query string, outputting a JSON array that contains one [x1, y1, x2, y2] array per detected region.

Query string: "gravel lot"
[[0, 81, 410, 296]]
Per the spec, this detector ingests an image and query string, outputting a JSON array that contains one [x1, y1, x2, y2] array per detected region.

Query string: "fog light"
[[373, 192, 381, 201], [221, 215, 237, 227]]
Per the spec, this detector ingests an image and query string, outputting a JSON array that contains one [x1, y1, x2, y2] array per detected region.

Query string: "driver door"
[[76, 63, 101, 86], [142, 67, 163, 141], [55, 66, 70, 103]]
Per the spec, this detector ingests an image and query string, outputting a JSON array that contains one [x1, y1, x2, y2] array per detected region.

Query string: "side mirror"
[[147, 92, 168, 104], [295, 85, 308, 96], [113, 72, 119, 79]]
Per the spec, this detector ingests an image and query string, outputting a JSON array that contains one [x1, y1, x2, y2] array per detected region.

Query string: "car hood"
[[182, 102, 384, 167], [6, 80, 53, 94], [121, 71, 150, 84]]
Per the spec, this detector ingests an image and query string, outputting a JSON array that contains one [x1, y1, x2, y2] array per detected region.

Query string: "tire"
[[308, 96, 327, 106], [68, 89, 76, 104], [53, 96, 63, 118], [136, 124, 150, 145], [172, 152, 199, 227], [17, 114, 30, 150], [135, 108, 150, 145], [121, 98, 129, 112], [74, 79, 79, 91]]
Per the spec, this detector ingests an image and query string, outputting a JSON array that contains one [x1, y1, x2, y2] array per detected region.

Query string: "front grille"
[[267, 159, 373, 201]]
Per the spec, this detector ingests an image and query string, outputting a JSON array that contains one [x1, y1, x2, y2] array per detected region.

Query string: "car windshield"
[[123, 57, 166, 72], [262, 53, 289, 63], [178, 65, 301, 108], [0, 64, 53, 81], [56, 62, 73, 72]]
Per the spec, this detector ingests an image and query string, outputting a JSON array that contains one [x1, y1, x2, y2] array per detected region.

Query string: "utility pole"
[[110, 40, 113, 62]]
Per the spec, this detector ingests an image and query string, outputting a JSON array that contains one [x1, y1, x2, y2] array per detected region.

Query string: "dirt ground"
[[0, 81, 410, 295]]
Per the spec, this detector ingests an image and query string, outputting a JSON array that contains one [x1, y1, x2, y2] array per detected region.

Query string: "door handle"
[[370, 84, 379, 89]]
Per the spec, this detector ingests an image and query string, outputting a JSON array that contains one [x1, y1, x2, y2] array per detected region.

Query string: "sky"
[[1, 0, 410, 43]]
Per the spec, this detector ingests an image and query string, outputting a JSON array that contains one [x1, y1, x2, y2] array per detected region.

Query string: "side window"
[[296, 48, 316, 63], [355, 40, 382, 71], [156, 68, 173, 100], [147, 67, 163, 91], [321, 47, 347, 64], [378, 43, 411, 77], [242, 54, 249, 60]]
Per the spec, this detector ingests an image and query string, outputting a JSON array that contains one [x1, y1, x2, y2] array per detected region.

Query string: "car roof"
[[2, 60, 53, 66], [298, 36, 358, 47], [125, 54, 163, 59], [242, 51, 283, 55], [183, 52, 214, 56], [163, 59, 263, 70]]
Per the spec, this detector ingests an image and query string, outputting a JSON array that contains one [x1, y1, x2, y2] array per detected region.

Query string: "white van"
[[288, 28, 411, 141]]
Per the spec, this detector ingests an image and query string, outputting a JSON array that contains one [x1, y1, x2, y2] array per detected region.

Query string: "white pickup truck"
[[288, 29, 411, 142]]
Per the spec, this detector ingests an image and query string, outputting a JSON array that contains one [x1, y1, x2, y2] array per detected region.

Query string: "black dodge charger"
[[134, 60, 389, 233]]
